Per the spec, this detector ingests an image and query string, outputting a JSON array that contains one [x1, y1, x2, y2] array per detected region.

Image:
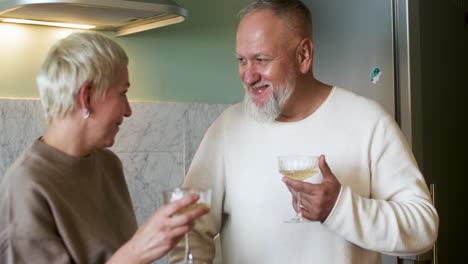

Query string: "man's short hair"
[[36, 32, 128, 122], [239, 0, 312, 38]]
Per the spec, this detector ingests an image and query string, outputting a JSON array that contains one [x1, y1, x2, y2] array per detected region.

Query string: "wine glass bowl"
[[163, 187, 211, 264], [278, 155, 319, 223]]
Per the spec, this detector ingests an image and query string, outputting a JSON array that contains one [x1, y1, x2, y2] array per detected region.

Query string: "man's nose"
[[241, 65, 260, 86]]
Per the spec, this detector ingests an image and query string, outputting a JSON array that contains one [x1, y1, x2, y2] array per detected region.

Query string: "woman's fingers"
[[159, 194, 200, 217], [167, 206, 210, 228]]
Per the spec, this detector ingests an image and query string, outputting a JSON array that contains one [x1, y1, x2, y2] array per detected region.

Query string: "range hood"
[[0, 0, 188, 36]]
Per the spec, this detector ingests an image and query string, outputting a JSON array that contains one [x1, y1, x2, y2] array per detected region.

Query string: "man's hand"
[[282, 155, 341, 222]]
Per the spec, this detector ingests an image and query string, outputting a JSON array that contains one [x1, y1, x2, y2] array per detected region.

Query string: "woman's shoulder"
[[2, 141, 46, 185], [0, 143, 54, 206]]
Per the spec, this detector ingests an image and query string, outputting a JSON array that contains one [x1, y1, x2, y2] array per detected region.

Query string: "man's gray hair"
[[238, 0, 312, 38], [36, 32, 128, 122]]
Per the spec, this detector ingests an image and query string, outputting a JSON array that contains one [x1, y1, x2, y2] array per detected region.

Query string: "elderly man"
[[170, 0, 439, 263]]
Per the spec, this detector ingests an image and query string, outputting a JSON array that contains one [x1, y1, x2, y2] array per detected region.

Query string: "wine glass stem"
[[184, 233, 193, 263], [296, 192, 303, 221]]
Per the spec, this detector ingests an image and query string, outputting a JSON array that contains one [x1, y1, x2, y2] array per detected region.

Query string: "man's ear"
[[78, 82, 93, 110], [297, 38, 314, 74]]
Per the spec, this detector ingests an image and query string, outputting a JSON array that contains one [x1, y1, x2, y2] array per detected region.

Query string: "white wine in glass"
[[163, 187, 212, 264], [278, 155, 319, 223]]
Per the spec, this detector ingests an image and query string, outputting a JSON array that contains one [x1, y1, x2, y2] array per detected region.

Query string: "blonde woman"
[[0, 32, 208, 264]]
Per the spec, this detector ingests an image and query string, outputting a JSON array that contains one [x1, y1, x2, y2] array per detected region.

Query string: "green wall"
[[0, 0, 249, 103]]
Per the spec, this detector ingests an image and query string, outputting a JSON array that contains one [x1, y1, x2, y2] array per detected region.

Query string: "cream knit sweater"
[[171, 87, 438, 264]]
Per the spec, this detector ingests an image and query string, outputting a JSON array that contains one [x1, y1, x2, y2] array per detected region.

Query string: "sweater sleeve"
[[323, 115, 439, 256], [1, 238, 72, 264], [169, 117, 226, 264], [0, 168, 72, 264]]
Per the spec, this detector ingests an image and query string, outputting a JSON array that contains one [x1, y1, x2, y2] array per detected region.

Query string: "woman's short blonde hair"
[[36, 32, 128, 122]]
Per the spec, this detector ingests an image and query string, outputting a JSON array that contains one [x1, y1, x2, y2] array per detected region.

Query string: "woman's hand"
[[107, 194, 210, 264]]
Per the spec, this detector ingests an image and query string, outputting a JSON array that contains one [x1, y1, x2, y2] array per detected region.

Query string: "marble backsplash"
[[0, 98, 229, 263]]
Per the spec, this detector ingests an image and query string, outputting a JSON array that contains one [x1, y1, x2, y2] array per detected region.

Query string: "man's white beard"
[[243, 72, 296, 122]]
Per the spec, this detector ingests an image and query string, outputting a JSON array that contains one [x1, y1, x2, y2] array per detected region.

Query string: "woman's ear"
[[78, 82, 93, 110], [297, 38, 314, 74], [78, 82, 93, 119]]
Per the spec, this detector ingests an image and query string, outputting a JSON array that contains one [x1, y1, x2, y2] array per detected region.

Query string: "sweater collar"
[[33, 138, 97, 173]]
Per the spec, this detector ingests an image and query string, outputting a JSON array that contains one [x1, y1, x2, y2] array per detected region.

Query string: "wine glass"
[[278, 155, 319, 223], [163, 187, 212, 264]]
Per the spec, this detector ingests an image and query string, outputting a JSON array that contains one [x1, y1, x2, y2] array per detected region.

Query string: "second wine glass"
[[163, 187, 212, 264]]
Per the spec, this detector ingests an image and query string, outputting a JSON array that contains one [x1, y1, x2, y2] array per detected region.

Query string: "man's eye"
[[256, 58, 267, 63], [237, 57, 246, 63]]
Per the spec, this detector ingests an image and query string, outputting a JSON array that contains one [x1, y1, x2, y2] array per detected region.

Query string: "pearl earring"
[[83, 109, 90, 119]]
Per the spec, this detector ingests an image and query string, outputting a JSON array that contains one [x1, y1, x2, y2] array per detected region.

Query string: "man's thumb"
[[319, 155, 332, 179]]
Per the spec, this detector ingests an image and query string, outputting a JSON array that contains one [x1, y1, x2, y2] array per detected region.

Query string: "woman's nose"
[[124, 99, 132, 117]]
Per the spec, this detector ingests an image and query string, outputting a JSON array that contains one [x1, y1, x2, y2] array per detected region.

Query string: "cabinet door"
[[303, 0, 395, 117]]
